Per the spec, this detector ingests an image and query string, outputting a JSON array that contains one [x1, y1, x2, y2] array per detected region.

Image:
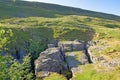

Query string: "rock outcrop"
[[35, 48, 69, 79], [87, 41, 108, 63], [87, 40, 120, 68], [35, 40, 89, 80], [100, 58, 120, 68], [34, 40, 120, 80]]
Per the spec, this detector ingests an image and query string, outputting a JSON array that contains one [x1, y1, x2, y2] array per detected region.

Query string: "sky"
[[24, 0, 120, 16]]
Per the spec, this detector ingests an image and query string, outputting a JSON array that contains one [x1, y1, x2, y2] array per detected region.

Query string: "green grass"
[[43, 73, 67, 80], [101, 44, 120, 58], [73, 64, 120, 80]]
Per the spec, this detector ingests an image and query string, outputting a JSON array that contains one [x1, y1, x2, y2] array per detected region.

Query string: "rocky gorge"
[[35, 40, 87, 80], [35, 40, 120, 80]]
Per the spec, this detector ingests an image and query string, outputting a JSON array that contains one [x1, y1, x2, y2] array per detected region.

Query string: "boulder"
[[35, 48, 69, 79]]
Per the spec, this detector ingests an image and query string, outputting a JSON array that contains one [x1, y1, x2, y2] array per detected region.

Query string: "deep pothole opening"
[[34, 40, 93, 80]]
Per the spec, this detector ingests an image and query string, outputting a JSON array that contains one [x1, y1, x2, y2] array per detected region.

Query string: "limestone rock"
[[87, 41, 108, 63], [65, 51, 88, 77], [100, 58, 120, 68], [35, 48, 69, 79], [58, 40, 84, 52], [109, 58, 120, 67]]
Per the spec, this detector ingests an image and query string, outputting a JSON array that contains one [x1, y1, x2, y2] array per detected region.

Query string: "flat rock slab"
[[58, 41, 85, 52]]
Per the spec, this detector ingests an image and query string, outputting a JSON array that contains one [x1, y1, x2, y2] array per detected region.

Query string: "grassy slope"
[[0, 15, 120, 54], [1, 15, 120, 80], [0, 0, 120, 80], [0, 0, 120, 21]]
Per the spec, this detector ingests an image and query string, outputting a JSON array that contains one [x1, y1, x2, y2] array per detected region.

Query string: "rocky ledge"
[[87, 40, 120, 68]]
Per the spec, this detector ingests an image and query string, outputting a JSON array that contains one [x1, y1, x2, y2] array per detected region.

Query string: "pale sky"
[[24, 0, 120, 16]]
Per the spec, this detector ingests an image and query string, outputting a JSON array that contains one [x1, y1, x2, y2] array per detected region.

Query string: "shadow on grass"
[[58, 27, 95, 41]]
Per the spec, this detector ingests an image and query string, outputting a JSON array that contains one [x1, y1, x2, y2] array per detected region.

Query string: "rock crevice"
[[34, 40, 91, 80]]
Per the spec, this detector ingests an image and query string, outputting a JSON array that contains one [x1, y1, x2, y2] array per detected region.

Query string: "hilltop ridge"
[[0, 0, 120, 21]]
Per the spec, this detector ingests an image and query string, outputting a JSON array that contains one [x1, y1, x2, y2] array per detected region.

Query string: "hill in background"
[[0, 0, 120, 21]]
